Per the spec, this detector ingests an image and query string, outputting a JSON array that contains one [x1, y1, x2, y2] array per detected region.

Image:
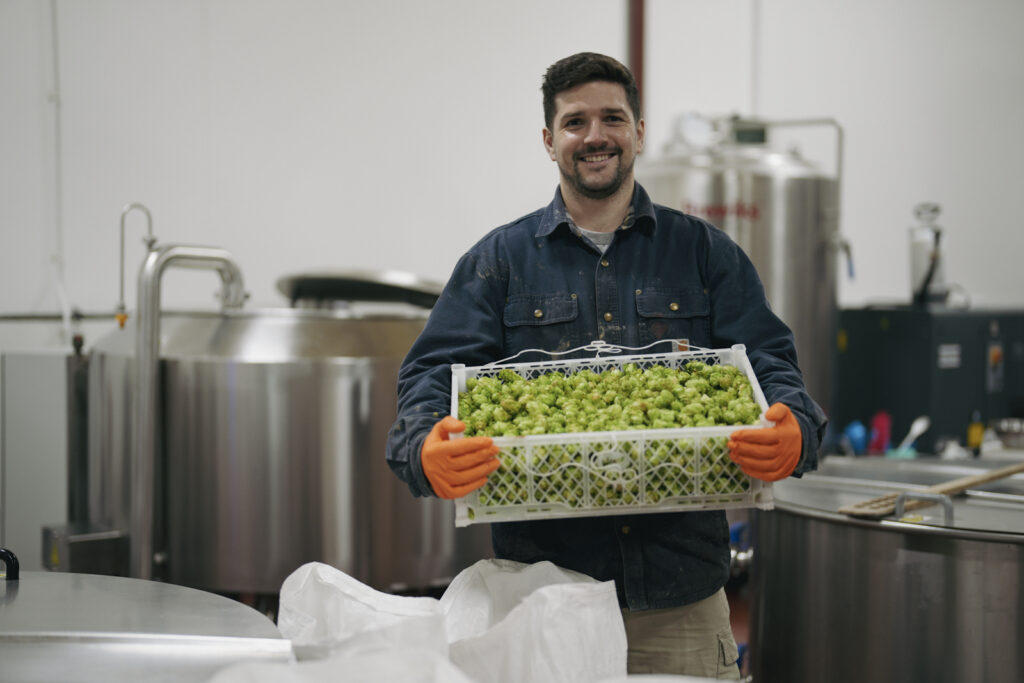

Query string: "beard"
[[560, 147, 634, 200]]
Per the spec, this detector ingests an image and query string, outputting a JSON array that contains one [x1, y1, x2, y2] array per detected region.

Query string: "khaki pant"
[[621, 588, 741, 679]]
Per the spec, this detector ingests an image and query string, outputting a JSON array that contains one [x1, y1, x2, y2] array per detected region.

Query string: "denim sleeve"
[[385, 244, 508, 497], [704, 227, 828, 475]]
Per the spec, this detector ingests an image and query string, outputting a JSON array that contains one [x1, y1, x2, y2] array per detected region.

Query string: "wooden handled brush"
[[838, 460, 1024, 519]]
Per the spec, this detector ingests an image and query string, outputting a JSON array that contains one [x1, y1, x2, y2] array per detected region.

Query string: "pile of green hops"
[[459, 360, 761, 438]]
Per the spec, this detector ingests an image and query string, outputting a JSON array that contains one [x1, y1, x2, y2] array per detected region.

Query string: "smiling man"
[[386, 52, 827, 679]]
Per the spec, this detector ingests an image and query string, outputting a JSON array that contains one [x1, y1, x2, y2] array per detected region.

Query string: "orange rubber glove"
[[728, 402, 802, 482], [422, 416, 501, 499]]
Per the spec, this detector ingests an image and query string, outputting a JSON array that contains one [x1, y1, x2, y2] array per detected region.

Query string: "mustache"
[[575, 144, 621, 159]]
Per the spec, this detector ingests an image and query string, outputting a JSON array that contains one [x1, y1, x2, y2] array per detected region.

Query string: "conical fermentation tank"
[[638, 115, 847, 418], [85, 266, 492, 596]]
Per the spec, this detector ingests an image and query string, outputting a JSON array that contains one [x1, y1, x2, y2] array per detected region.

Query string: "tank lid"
[[276, 270, 444, 308]]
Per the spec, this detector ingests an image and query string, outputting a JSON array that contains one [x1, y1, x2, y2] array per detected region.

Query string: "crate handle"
[[485, 339, 708, 367]]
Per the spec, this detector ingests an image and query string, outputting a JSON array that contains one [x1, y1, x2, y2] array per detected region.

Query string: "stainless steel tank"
[[86, 267, 492, 595], [638, 115, 846, 418], [750, 456, 1024, 683]]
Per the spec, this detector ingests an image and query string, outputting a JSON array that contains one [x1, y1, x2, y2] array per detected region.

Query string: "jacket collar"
[[535, 182, 658, 238]]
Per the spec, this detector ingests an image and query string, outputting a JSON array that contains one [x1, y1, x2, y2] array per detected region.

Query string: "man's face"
[[543, 80, 645, 201]]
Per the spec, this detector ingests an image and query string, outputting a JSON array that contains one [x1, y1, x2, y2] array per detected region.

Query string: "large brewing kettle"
[[85, 246, 493, 596], [749, 456, 1024, 683]]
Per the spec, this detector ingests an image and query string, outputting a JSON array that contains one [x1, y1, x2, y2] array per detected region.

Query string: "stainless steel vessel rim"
[[643, 146, 825, 168], [151, 306, 431, 321], [0, 631, 292, 649], [767, 498, 1024, 544], [818, 455, 1024, 477], [0, 571, 286, 639], [160, 354, 380, 366], [641, 160, 828, 180]]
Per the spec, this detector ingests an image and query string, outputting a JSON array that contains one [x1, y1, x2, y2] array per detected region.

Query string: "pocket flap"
[[635, 289, 708, 318], [504, 294, 578, 326], [718, 628, 740, 666]]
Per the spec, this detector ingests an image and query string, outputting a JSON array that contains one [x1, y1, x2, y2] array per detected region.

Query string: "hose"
[[912, 228, 942, 306]]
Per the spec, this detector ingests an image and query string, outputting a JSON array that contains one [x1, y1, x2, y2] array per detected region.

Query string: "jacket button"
[[621, 525, 631, 534], [669, 302, 679, 311], [534, 309, 543, 318], [635, 289, 642, 295], [603, 312, 613, 322], [600, 259, 610, 267]]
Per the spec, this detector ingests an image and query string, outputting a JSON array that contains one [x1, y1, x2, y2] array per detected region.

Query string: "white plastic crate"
[[450, 342, 775, 526]]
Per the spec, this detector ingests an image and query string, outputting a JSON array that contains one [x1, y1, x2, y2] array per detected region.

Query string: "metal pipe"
[[131, 245, 247, 580], [117, 203, 156, 328], [48, 0, 70, 343]]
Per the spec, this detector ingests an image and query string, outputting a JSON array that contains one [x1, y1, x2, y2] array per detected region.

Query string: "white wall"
[[0, 0, 626, 349], [2, 0, 1023, 355], [644, 0, 1024, 310], [761, 0, 1023, 308]]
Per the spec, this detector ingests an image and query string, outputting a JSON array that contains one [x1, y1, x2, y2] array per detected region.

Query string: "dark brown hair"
[[542, 52, 641, 129]]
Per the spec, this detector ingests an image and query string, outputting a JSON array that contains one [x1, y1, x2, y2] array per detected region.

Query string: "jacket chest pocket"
[[635, 288, 710, 347], [503, 293, 582, 356]]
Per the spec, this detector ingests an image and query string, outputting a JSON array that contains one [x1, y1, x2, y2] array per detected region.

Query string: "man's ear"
[[542, 128, 556, 161]]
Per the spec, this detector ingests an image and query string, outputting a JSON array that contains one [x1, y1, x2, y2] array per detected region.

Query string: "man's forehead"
[[554, 81, 631, 116]]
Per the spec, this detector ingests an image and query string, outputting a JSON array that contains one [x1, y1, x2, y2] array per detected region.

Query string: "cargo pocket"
[[716, 627, 741, 679], [635, 288, 710, 347], [503, 293, 580, 356]]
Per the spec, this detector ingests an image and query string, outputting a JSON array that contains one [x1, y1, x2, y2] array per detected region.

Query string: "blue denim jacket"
[[386, 184, 827, 610]]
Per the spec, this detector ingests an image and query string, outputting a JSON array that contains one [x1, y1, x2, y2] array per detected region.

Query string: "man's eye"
[[606, 115, 625, 123], [565, 119, 583, 128]]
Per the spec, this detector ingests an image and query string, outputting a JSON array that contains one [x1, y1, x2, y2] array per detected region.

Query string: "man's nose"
[[583, 119, 608, 145]]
